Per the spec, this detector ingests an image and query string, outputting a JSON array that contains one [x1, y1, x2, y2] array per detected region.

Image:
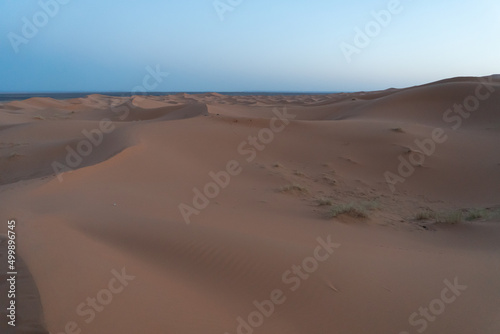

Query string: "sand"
[[0, 75, 499, 334]]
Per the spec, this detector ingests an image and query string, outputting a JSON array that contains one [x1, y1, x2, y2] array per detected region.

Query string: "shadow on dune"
[[0, 235, 49, 334]]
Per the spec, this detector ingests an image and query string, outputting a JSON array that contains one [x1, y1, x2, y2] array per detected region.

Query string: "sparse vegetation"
[[491, 208, 500, 220], [463, 207, 500, 221], [328, 204, 368, 218], [434, 211, 463, 224], [293, 170, 306, 177], [414, 209, 463, 224], [278, 183, 309, 194], [322, 174, 337, 185], [464, 208, 488, 221], [316, 197, 333, 206], [327, 200, 379, 219], [413, 207, 500, 224], [414, 210, 435, 221]]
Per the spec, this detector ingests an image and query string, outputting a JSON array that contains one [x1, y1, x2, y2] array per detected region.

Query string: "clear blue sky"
[[0, 0, 499, 92]]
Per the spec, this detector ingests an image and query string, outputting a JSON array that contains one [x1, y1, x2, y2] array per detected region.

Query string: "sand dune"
[[0, 76, 499, 333]]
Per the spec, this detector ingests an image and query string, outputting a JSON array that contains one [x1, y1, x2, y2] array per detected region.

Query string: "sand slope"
[[0, 76, 499, 333]]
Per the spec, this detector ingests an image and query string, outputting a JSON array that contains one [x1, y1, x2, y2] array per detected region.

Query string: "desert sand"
[[1, 75, 500, 334]]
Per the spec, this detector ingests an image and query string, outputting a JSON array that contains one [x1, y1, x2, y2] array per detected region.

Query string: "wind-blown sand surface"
[[1, 76, 499, 333]]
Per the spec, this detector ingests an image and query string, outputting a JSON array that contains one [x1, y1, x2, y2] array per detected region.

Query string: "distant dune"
[[1, 76, 499, 334]]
